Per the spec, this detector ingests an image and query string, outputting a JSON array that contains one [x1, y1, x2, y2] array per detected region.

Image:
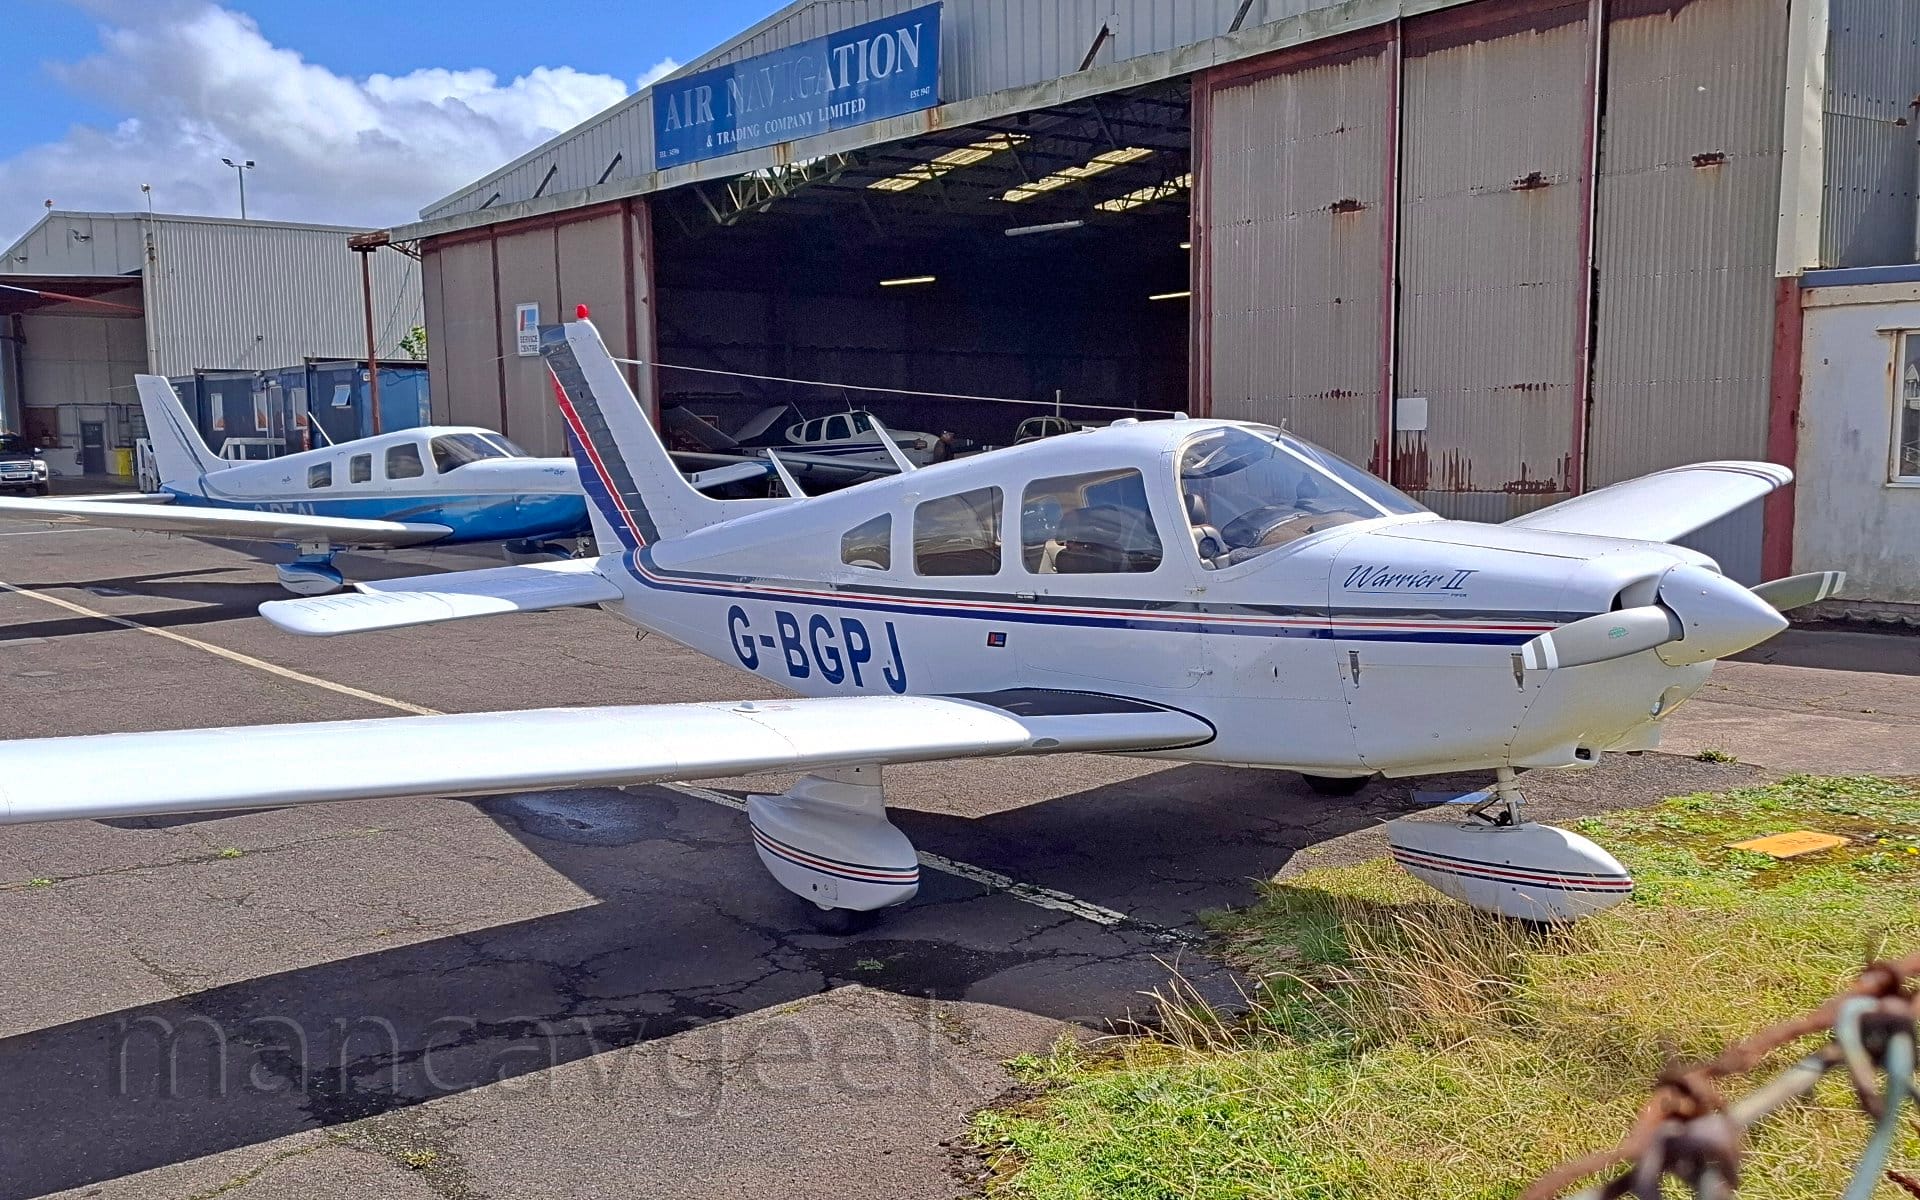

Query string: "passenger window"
[[804, 419, 824, 442], [307, 462, 332, 489], [914, 487, 1002, 576], [349, 453, 371, 484], [386, 443, 425, 480], [1022, 469, 1162, 574], [841, 515, 891, 570], [826, 414, 851, 441]]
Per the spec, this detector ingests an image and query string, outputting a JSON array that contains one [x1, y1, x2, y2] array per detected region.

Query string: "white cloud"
[[2, 3, 677, 243]]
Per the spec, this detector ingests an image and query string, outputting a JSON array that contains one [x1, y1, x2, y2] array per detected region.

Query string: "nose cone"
[[1655, 564, 1789, 666]]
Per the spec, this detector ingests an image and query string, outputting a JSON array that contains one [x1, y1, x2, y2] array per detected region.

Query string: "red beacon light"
[[575, 304, 591, 320]]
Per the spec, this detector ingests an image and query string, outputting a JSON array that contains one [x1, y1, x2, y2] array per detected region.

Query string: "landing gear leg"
[[1461, 766, 1527, 827], [746, 764, 919, 932]]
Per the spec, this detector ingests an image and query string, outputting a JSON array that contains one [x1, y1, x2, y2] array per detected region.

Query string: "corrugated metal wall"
[[1203, 37, 1393, 467], [1, 213, 149, 275], [144, 219, 421, 377], [1588, 0, 1787, 487], [1393, 0, 1589, 518], [420, 0, 1360, 222], [1821, 0, 1920, 267], [1199, 0, 1790, 573], [424, 202, 653, 457]]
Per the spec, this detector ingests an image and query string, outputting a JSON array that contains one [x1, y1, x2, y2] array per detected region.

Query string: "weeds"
[[974, 776, 1920, 1199]]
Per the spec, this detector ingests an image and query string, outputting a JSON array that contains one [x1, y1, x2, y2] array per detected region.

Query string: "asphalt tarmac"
[[0, 521, 1897, 1199]]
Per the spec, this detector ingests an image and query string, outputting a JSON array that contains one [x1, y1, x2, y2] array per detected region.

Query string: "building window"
[[386, 443, 424, 480], [307, 462, 332, 489], [349, 453, 371, 484], [841, 514, 891, 569], [1021, 469, 1162, 574], [914, 487, 1002, 576], [1896, 332, 1920, 482]]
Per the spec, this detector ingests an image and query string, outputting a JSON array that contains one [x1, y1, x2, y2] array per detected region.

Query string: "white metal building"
[[0, 212, 421, 477], [382, 0, 1918, 592]]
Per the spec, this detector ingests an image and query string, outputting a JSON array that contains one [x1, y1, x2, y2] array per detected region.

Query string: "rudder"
[[135, 375, 223, 489], [541, 318, 731, 548]]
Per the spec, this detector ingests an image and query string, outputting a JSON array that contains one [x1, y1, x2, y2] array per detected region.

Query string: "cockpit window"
[[1180, 427, 1425, 569], [432, 432, 515, 473], [1022, 469, 1162, 574]]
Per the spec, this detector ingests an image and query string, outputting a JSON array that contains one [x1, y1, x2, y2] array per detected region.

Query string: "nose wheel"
[[1385, 768, 1634, 922]]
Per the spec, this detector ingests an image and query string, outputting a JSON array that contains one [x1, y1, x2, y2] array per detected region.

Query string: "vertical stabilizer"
[[135, 375, 223, 488], [541, 319, 731, 548]]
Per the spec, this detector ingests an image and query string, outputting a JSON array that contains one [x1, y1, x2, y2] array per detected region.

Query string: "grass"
[[1696, 747, 1739, 764], [971, 776, 1920, 1200]]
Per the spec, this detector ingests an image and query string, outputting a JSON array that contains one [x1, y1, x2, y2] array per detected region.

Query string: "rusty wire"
[[1522, 951, 1920, 1200]]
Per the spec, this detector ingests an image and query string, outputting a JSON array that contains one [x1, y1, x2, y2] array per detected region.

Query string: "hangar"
[[384, 0, 1920, 585], [1, 211, 423, 478]]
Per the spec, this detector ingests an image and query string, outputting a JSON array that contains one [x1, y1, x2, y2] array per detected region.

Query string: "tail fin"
[[541, 319, 730, 549], [135, 375, 223, 488]]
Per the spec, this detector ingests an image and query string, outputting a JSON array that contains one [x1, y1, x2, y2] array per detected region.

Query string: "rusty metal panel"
[[144, 217, 421, 378], [1393, 3, 1590, 516], [1587, 0, 1787, 494], [426, 237, 502, 433], [1821, 0, 1920, 267], [1205, 45, 1391, 466], [492, 226, 564, 454]]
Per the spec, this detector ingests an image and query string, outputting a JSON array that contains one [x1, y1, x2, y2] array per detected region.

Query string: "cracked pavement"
[[0, 526, 1904, 1199]]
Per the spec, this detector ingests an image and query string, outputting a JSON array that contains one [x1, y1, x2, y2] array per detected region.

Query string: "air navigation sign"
[[652, 3, 941, 170]]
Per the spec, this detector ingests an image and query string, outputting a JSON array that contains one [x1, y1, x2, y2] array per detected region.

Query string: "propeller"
[[1519, 606, 1681, 671], [1519, 564, 1798, 672], [1750, 570, 1845, 613]]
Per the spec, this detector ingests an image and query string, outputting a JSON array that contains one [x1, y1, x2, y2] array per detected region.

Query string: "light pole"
[[220, 157, 255, 219]]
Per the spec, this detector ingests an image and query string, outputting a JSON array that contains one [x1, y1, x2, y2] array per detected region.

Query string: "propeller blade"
[[1519, 606, 1681, 671], [1750, 570, 1845, 613], [1654, 563, 1790, 666]]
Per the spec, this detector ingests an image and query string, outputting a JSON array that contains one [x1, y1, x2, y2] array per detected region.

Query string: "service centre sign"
[[653, 3, 941, 170]]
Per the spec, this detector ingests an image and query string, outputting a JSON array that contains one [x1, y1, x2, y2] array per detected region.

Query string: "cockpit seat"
[[1053, 505, 1156, 574], [1186, 491, 1225, 565]]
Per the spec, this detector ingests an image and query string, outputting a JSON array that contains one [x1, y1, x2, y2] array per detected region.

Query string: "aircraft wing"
[[0, 691, 1213, 825], [1503, 462, 1792, 543], [0, 495, 450, 547], [260, 558, 621, 635]]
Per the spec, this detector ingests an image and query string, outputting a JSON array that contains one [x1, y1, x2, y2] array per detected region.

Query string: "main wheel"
[[802, 902, 879, 935], [1301, 773, 1371, 797]]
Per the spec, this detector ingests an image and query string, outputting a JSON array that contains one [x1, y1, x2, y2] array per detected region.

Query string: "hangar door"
[[1394, 0, 1592, 520], [1201, 32, 1396, 471]]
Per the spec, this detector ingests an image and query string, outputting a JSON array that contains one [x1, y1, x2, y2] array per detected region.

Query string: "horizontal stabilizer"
[[0, 495, 449, 548], [1505, 462, 1791, 544], [0, 691, 1213, 825], [260, 558, 621, 636]]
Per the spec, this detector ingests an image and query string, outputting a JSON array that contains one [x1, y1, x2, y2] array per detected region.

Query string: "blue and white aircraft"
[[0, 375, 589, 594], [0, 317, 1845, 929]]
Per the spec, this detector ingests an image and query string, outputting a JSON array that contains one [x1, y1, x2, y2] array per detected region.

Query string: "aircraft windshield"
[[1179, 427, 1426, 569], [431, 433, 524, 473]]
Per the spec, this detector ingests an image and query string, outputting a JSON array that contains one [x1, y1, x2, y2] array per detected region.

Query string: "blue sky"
[[0, 0, 784, 242]]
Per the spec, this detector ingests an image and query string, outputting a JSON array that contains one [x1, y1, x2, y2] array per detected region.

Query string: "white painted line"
[[0, 581, 439, 716], [1, 580, 1190, 942], [0, 528, 109, 537]]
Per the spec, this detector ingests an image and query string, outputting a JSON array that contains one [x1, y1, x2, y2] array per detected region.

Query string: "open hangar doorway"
[[647, 81, 1192, 458]]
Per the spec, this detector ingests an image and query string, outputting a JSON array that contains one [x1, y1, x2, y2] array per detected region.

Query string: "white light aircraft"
[[0, 376, 591, 595], [0, 316, 1844, 928]]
